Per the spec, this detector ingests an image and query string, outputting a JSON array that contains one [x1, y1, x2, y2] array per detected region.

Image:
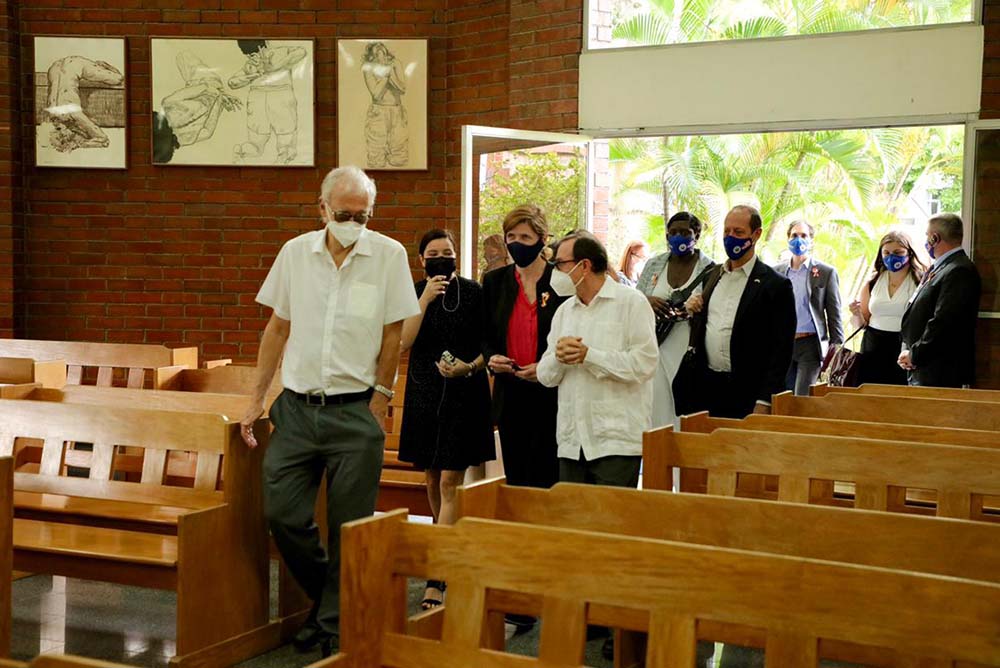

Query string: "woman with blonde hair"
[[850, 230, 926, 385], [616, 240, 649, 287]]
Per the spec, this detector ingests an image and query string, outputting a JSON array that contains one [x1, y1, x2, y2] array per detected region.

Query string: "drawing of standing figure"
[[45, 56, 124, 152], [362, 41, 408, 168], [228, 40, 306, 164]]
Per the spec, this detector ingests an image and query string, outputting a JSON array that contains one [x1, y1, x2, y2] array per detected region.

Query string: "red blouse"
[[506, 269, 538, 367]]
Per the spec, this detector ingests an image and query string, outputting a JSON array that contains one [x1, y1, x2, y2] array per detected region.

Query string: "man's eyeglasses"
[[548, 258, 577, 268], [332, 211, 371, 224]]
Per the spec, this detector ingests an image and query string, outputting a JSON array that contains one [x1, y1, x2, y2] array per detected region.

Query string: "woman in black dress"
[[399, 229, 494, 608]]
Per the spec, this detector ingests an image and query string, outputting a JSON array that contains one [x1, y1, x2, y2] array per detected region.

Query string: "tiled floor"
[[11, 573, 615, 668]]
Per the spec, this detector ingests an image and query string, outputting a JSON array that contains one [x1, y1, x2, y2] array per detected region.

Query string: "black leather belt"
[[287, 388, 373, 406]]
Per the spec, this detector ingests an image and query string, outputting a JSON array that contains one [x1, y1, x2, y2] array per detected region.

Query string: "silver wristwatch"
[[373, 384, 395, 400]]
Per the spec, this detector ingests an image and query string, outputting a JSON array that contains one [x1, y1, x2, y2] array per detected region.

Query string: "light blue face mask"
[[788, 237, 811, 257]]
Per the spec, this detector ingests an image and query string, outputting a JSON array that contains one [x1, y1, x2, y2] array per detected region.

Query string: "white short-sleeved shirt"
[[256, 228, 420, 394]]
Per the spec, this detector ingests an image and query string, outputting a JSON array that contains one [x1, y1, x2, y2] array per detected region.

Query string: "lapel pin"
[[541, 291, 550, 308]]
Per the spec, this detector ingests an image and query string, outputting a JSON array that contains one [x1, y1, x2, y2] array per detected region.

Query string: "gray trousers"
[[263, 390, 385, 636], [786, 335, 823, 396]]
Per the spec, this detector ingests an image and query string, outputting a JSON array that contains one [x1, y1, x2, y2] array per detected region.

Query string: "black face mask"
[[424, 256, 456, 278], [507, 240, 544, 268]]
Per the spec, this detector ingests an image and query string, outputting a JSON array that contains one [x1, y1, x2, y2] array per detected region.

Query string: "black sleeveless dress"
[[398, 276, 495, 471]]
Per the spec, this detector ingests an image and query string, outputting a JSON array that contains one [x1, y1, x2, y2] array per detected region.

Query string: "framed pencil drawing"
[[34, 36, 127, 169], [151, 37, 315, 167], [337, 38, 428, 171]]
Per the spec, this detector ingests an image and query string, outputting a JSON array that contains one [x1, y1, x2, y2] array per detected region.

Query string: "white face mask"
[[550, 261, 583, 297], [326, 216, 365, 247]]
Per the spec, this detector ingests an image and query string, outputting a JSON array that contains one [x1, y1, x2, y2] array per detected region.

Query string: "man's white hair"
[[320, 165, 377, 208]]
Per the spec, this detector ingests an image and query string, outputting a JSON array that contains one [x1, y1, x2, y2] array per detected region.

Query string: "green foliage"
[[478, 151, 586, 259]]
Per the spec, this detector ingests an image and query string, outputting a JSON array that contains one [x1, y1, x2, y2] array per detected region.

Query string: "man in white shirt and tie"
[[240, 165, 420, 658], [537, 231, 658, 488]]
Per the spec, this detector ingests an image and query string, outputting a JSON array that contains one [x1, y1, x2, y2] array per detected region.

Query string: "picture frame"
[[34, 35, 128, 169], [336, 38, 429, 171], [150, 37, 315, 167]]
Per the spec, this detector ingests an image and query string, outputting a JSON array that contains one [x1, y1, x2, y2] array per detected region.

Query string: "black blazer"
[[480, 263, 568, 419], [900, 249, 981, 388], [685, 257, 797, 411]]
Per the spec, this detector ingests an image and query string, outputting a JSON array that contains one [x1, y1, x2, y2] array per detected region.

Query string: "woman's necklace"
[[441, 276, 461, 313]]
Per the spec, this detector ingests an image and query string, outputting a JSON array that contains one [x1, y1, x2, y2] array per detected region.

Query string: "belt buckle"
[[305, 391, 327, 407]]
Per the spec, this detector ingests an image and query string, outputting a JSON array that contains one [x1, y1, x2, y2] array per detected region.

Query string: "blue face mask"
[[925, 236, 938, 260], [788, 237, 811, 257], [883, 253, 909, 272], [668, 234, 695, 257], [723, 235, 753, 261]]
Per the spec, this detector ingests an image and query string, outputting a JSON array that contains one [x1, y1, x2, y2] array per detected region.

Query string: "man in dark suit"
[[899, 213, 981, 387], [773, 221, 844, 395], [677, 205, 796, 419]]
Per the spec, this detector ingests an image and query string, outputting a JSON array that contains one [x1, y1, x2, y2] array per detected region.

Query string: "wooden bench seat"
[[0, 358, 65, 389], [1, 458, 11, 658], [644, 426, 1000, 521], [0, 339, 196, 389], [772, 389, 1000, 429], [0, 400, 276, 667], [812, 381, 1000, 401], [311, 510, 1000, 668], [0, 655, 138, 667], [407, 478, 1000, 666]]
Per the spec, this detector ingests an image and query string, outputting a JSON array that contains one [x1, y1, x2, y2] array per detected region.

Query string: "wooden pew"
[[154, 364, 431, 515], [0, 339, 196, 388], [310, 510, 1000, 668], [812, 381, 1000, 401], [0, 400, 276, 668], [0, 657, 137, 668], [644, 426, 1000, 522], [772, 389, 1000, 430], [0, 358, 65, 390], [409, 478, 1000, 665], [0, 458, 11, 658]]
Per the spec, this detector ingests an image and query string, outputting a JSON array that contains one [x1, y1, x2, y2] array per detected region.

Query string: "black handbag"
[[654, 263, 717, 345]]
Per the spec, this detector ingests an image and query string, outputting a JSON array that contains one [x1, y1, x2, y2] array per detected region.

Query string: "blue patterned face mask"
[[788, 237, 811, 256], [668, 234, 695, 257], [723, 235, 753, 261], [883, 253, 909, 272]]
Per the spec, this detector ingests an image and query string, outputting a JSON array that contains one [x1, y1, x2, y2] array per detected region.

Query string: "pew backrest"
[[772, 390, 1000, 430], [812, 382, 1000, 402], [680, 411, 1000, 450], [0, 339, 196, 388], [644, 427, 1000, 521], [0, 399, 242, 501], [327, 510, 1000, 668]]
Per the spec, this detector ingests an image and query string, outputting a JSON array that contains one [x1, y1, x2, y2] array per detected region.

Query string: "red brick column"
[[0, 0, 20, 337]]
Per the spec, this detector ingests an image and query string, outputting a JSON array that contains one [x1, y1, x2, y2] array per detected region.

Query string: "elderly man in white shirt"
[[537, 232, 658, 488], [240, 165, 420, 658]]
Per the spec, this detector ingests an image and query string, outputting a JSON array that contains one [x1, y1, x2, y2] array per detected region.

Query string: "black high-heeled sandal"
[[420, 579, 446, 610]]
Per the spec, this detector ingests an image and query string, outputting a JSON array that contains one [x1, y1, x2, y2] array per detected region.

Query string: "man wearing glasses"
[[241, 165, 419, 658]]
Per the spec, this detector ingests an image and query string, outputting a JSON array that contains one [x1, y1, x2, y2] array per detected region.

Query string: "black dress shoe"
[[292, 619, 323, 652], [318, 631, 337, 658], [504, 613, 536, 635]]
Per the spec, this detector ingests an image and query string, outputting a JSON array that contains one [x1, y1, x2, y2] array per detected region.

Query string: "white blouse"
[[868, 270, 917, 332]]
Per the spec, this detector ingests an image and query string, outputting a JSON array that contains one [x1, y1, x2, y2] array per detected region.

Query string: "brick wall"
[[0, 0, 20, 338], [4, 0, 584, 362], [977, 0, 1000, 387]]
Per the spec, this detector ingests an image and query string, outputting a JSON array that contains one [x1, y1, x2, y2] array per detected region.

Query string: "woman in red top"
[[481, 205, 567, 490]]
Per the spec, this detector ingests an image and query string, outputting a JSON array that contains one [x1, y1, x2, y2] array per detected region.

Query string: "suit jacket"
[[772, 258, 845, 357], [481, 263, 568, 420], [900, 249, 981, 388], [684, 256, 797, 412]]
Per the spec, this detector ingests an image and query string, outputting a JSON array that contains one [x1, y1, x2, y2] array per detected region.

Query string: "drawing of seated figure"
[[362, 41, 409, 168], [45, 56, 124, 152], [228, 39, 306, 164], [153, 51, 242, 164]]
